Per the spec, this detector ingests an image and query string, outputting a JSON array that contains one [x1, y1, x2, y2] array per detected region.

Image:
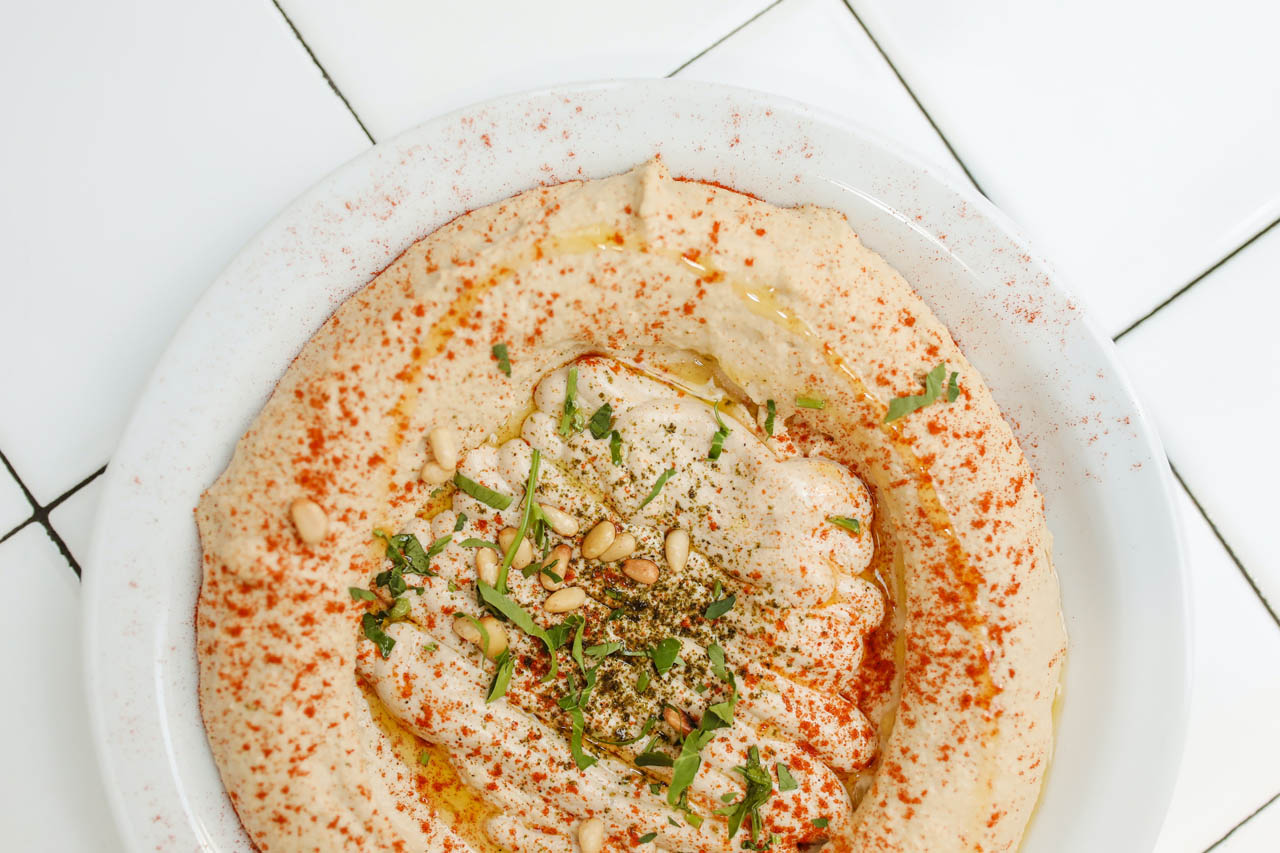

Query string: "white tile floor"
[[1, 1, 1276, 850]]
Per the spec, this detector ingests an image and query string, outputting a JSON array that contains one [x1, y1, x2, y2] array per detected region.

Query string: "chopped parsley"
[[795, 395, 826, 409], [704, 593, 736, 619], [558, 365, 585, 436], [459, 537, 499, 550], [828, 516, 861, 534], [884, 361, 956, 422], [708, 400, 730, 460], [476, 581, 560, 682], [637, 832, 657, 844], [667, 671, 738, 808], [497, 448, 541, 592], [418, 750, 432, 766], [491, 343, 512, 377], [776, 763, 798, 792], [361, 612, 395, 658], [638, 467, 676, 510], [587, 402, 614, 439], [452, 473, 513, 510], [764, 398, 776, 436], [650, 637, 682, 675], [585, 641, 623, 660], [386, 597, 410, 621], [811, 817, 830, 828], [485, 650, 514, 703], [348, 587, 377, 602], [609, 430, 623, 466], [636, 671, 651, 693], [715, 745, 774, 843], [374, 528, 436, 577], [636, 751, 674, 767], [706, 643, 729, 682], [452, 513, 467, 531]]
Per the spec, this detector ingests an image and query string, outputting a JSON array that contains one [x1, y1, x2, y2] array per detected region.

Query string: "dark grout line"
[[666, 0, 787, 77], [270, 0, 377, 145], [46, 464, 107, 514], [839, 0, 987, 196], [1203, 788, 1280, 851], [1171, 464, 1280, 629], [0, 447, 106, 578], [0, 446, 45, 518], [1, 516, 35, 544], [1115, 213, 1280, 342]]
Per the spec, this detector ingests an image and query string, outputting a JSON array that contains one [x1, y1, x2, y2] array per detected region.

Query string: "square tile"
[[850, 0, 1280, 335], [0, 462, 31, 536], [0, 0, 371, 503], [49, 473, 106, 568], [278, 0, 776, 140], [1151, 486, 1280, 852], [676, 0, 965, 183], [1117, 223, 1280, 612], [0, 526, 126, 852]]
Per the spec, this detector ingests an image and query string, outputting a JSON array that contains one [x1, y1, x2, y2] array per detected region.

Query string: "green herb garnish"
[[609, 430, 623, 466], [361, 612, 395, 658], [476, 581, 559, 682], [588, 402, 614, 439], [776, 762, 798, 791], [708, 400, 730, 460], [811, 817, 830, 828], [459, 538, 499, 550], [638, 832, 657, 844], [828, 516, 861, 534], [636, 751, 674, 767], [386, 597, 411, 621], [715, 745, 774, 842], [453, 611, 493, 657], [452, 473, 513, 510], [558, 365, 584, 436], [636, 670, 651, 692], [418, 750, 432, 766], [486, 650, 514, 703], [638, 467, 676, 510], [452, 513, 467, 531], [497, 448, 541, 592], [492, 343, 512, 377], [947, 370, 961, 402], [795, 396, 826, 409], [650, 637, 682, 675], [884, 362, 954, 422], [348, 587, 377, 602], [707, 643, 729, 682], [764, 398, 776, 436], [585, 641, 622, 659], [704, 593, 736, 619]]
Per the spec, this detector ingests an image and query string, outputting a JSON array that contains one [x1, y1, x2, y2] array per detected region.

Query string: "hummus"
[[196, 161, 1065, 853]]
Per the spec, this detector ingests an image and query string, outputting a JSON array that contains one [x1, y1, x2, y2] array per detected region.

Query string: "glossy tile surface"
[[1118, 223, 1280, 613], [677, 0, 964, 181], [0, 0, 371, 502], [0, 527, 125, 851], [850, 0, 1280, 335], [1151, 488, 1280, 852], [277, 0, 776, 140]]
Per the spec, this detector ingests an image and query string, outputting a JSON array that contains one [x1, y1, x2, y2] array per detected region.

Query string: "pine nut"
[[597, 532, 636, 563], [420, 460, 452, 486], [663, 706, 693, 735], [537, 503, 579, 536], [622, 558, 659, 585], [665, 528, 690, 573], [427, 427, 458, 471], [476, 548, 499, 586], [289, 498, 327, 544], [544, 587, 586, 613], [498, 527, 534, 570], [452, 616, 481, 645], [578, 818, 605, 853], [540, 544, 571, 591], [581, 520, 616, 559], [478, 616, 508, 659]]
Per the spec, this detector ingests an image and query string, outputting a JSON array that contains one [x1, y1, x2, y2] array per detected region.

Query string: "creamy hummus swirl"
[[196, 161, 1065, 852]]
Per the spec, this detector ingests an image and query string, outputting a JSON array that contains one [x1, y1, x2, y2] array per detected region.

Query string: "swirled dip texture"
[[196, 161, 1066, 852]]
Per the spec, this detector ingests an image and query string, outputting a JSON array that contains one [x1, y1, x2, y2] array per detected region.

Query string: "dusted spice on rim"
[[195, 160, 1065, 852]]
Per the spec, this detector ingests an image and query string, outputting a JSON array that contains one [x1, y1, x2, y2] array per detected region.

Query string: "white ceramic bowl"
[[83, 79, 1188, 852]]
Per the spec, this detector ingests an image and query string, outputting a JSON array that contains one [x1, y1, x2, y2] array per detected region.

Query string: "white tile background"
[[1, 0, 1276, 850]]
